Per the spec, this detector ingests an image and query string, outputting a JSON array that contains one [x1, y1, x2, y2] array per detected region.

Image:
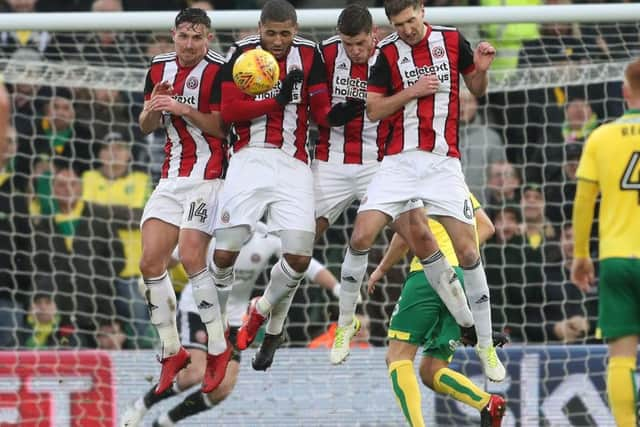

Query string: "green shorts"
[[598, 258, 640, 339], [388, 268, 464, 361]]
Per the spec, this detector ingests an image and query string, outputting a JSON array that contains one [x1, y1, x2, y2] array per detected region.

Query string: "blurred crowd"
[[0, 0, 638, 350]]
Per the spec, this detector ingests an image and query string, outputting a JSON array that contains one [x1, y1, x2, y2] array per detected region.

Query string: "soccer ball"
[[232, 49, 280, 96]]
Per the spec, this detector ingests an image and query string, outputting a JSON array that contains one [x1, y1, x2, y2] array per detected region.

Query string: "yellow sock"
[[388, 360, 425, 427], [607, 356, 637, 427], [433, 367, 490, 411]]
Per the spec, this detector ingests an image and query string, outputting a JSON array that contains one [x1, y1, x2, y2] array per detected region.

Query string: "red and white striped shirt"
[[368, 26, 475, 158], [143, 50, 226, 180], [315, 36, 388, 164], [218, 35, 327, 164]]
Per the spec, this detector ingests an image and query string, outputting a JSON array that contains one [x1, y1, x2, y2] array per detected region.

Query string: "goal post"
[[0, 4, 639, 425], [1, 4, 640, 31]]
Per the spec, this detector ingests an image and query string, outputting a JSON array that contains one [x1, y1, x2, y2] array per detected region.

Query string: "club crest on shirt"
[[431, 46, 445, 59], [251, 253, 261, 263], [221, 210, 230, 224], [186, 76, 199, 90]]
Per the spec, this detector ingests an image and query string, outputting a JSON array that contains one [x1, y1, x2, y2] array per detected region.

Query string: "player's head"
[[172, 7, 213, 67], [337, 4, 376, 65], [384, 0, 425, 46], [259, 0, 298, 60], [623, 58, 640, 108]]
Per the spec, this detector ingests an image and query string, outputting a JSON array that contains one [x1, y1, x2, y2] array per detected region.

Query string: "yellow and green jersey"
[[82, 170, 151, 278], [409, 194, 481, 273], [576, 109, 640, 259]]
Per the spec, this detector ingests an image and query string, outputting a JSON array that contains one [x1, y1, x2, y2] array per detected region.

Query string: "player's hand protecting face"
[[327, 99, 365, 127], [275, 69, 304, 106]]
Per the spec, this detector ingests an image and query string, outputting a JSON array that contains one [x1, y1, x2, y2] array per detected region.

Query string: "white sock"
[[257, 258, 303, 316], [134, 397, 146, 411], [462, 259, 492, 347], [144, 272, 180, 355], [190, 268, 226, 355], [421, 251, 474, 328], [338, 246, 368, 327], [156, 413, 175, 427], [211, 262, 233, 316], [266, 282, 300, 335]]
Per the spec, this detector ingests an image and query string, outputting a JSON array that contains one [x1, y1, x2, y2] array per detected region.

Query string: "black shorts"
[[177, 310, 241, 363]]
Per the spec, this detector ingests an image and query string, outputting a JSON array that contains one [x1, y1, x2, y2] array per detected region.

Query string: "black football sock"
[[143, 384, 177, 409], [168, 390, 215, 422]]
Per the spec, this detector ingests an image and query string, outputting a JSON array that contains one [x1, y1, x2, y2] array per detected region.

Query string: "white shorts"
[[359, 150, 473, 224], [214, 148, 315, 234], [312, 160, 379, 225], [141, 178, 223, 235]]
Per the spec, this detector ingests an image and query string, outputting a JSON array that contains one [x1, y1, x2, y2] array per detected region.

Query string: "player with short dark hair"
[[195, 0, 352, 386], [312, 4, 391, 364], [138, 6, 229, 396], [571, 58, 640, 427], [332, 0, 506, 382]]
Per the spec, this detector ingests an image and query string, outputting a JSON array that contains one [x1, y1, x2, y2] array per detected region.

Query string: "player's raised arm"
[[220, 46, 298, 123], [462, 41, 496, 98]]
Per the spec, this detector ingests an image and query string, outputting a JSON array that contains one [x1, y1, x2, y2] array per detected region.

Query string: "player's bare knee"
[[349, 227, 376, 252], [279, 230, 314, 271], [411, 231, 438, 258], [179, 251, 207, 274], [418, 362, 437, 390], [283, 253, 311, 273], [457, 245, 480, 268], [385, 353, 393, 368], [139, 255, 166, 278], [419, 368, 434, 390], [212, 250, 238, 269]]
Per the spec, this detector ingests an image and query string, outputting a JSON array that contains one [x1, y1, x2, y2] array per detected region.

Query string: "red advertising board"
[[0, 351, 114, 427]]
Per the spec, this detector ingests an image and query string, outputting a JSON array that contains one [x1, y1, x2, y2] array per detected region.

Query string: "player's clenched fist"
[[409, 74, 440, 99], [474, 41, 496, 72]]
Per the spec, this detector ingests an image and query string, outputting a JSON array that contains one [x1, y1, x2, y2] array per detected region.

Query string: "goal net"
[[0, 5, 639, 426]]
